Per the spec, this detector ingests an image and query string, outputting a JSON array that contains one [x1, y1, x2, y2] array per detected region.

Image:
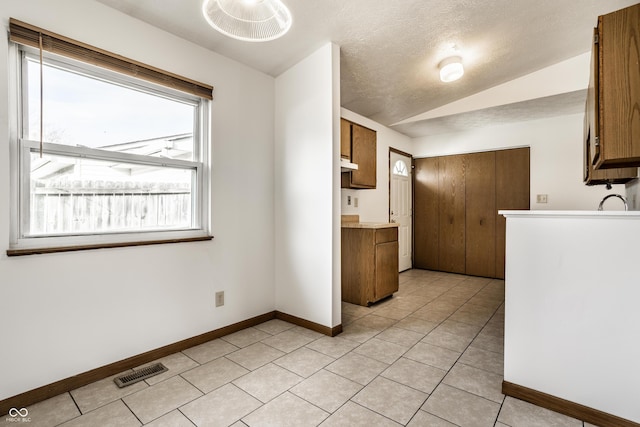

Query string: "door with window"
[[390, 150, 412, 272]]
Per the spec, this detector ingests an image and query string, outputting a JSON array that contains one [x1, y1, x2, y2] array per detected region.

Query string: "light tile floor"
[[3, 269, 594, 427]]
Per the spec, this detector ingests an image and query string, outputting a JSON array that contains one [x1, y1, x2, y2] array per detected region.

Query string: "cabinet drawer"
[[375, 228, 397, 244]]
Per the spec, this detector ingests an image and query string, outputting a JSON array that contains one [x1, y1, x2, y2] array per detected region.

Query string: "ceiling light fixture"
[[202, 0, 292, 42], [438, 56, 464, 82]]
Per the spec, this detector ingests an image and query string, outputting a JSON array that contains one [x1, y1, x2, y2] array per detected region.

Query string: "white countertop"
[[499, 210, 640, 219], [341, 222, 399, 229]]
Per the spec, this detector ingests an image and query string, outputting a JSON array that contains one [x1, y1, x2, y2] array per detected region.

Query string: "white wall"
[[0, 0, 275, 401], [624, 176, 640, 210], [503, 211, 640, 423], [274, 44, 341, 328], [341, 109, 413, 222], [412, 114, 623, 210]]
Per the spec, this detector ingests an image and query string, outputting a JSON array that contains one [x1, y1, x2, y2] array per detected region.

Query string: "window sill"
[[6, 235, 213, 257]]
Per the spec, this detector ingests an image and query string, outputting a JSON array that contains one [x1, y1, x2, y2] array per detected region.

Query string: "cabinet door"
[[589, 26, 601, 167], [340, 119, 351, 159], [375, 241, 399, 301], [595, 4, 640, 168], [438, 155, 466, 274], [341, 228, 375, 306], [584, 34, 636, 185], [414, 157, 439, 270], [351, 124, 377, 188], [495, 148, 530, 279], [465, 152, 496, 278]]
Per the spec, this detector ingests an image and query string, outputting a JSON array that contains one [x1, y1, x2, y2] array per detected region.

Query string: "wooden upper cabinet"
[[341, 119, 377, 189], [584, 27, 637, 185], [590, 3, 640, 170], [340, 118, 351, 159]]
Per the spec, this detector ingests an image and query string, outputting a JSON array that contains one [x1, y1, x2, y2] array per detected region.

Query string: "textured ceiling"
[[96, 0, 639, 136], [393, 90, 588, 138]]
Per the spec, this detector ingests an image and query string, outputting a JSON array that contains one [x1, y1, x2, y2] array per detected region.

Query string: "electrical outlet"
[[354, 197, 359, 208], [215, 291, 224, 307], [536, 194, 548, 204]]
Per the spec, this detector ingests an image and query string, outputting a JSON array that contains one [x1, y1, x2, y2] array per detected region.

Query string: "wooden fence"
[[29, 182, 192, 235]]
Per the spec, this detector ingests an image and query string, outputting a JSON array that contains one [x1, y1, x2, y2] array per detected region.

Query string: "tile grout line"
[[58, 274, 500, 422], [328, 275, 502, 426], [66, 391, 83, 424], [175, 406, 199, 427], [493, 395, 510, 427], [33, 272, 586, 427], [239, 386, 330, 426], [335, 398, 408, 426], [120, 398, 144, 426], [405, 278, 506, 425], [206, 328, 340, 423]]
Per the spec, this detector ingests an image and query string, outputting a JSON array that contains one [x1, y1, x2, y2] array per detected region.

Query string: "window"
[[8, 21, 212, 255], [393, 160, 409, 177]]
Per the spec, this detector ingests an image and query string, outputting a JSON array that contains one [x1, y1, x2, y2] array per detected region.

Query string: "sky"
[[26, 56, 195, 150]]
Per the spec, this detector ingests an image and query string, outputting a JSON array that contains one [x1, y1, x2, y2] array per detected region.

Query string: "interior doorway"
[[389, 149, 413, 272]]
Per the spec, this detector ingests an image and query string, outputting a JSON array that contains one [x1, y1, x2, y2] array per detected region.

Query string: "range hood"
[[340, 158, 358, 172]]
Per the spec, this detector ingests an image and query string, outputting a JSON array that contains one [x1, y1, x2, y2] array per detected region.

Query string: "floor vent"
[[114, 363, 168, 388]]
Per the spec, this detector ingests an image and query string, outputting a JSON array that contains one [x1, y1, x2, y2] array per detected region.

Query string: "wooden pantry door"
[[495, 147, 530, 279], [438, 154, 466, 274], [465, 151, 496, 278], [413, 147, 530, 279], [414, 157, 440, 270]]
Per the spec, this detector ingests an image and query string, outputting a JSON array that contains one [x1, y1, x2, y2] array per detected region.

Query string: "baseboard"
[[275, 311, 342, 336], [502, 381, 640, 427], [1, 311, 341, 415]]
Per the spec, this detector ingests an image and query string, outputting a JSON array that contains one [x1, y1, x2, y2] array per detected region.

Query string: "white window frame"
[[8, 44, 211, 253]]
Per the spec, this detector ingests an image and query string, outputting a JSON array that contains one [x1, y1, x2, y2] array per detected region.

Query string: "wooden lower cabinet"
[[413, 148, 530, 279], [342, 226, 399, 306]]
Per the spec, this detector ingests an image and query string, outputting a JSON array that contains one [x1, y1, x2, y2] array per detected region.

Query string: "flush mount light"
[[439, 56, 464, 82], [202, 0, 292, 42]]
